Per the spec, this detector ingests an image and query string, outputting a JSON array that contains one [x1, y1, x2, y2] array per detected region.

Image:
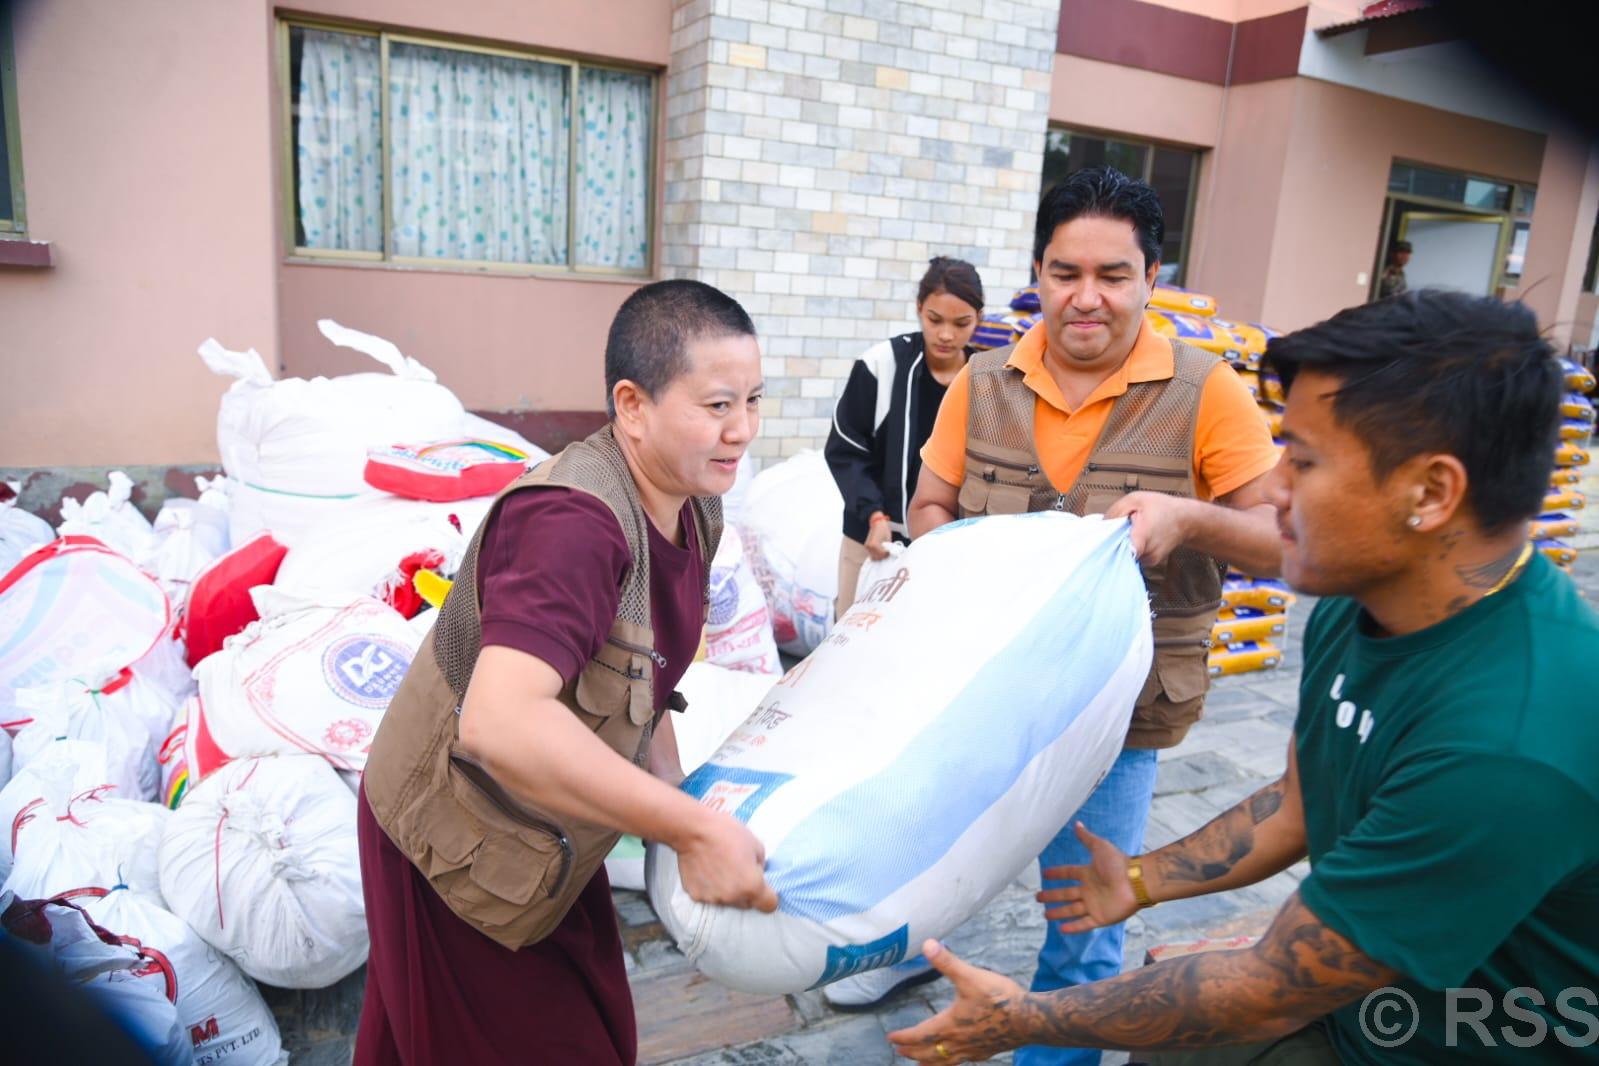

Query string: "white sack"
[[272, 495, 482, 605], [0, 538, 170, 732], [173, 590, 418, 790], [158, 754, 366, 988], [10, 682, 160, 803], [736, 451, 843, 657], [84, 888, 288, 1066], [0, 481, 54, 576], [55, 472, 156, 562], [1, 892, 189, 1065], [702, 526, 781, 676], [0, 744, 169, 901], [139, 500, 227, 609], [649, 513, 1152, 994], [672, 662, 778, 776]]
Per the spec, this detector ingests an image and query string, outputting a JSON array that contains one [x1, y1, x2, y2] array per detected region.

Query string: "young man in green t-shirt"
[[886, 289, 1599, 1064]]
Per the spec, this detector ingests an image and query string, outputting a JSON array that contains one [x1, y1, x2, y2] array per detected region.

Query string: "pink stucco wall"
[[0, 0, 670, 469], [0, 0, 279, 467], [1186, 77, 1545, 332], [271, 0, 673, 416]]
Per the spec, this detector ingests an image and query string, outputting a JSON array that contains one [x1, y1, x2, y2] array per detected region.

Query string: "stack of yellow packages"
[[1539, 360, 1595, 572], [1148, 286, 1293, 678]]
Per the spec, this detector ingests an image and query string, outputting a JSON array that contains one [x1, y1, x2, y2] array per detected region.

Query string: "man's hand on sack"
[[676, 810, 780, 913], [887, 939, 1026, 1062], [865, 512, 894, 560], [1104, 491, 1193, 566], [1037, 822, 1140, 934]]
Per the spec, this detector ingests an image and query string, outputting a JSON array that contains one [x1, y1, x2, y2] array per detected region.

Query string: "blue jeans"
[[1013, 746, 1160, 1066]]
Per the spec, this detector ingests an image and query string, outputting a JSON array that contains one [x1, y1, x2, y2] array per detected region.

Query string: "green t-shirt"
[[1296, 555, 1599, 1064]]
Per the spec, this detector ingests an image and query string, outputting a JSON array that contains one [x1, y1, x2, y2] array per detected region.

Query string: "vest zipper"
[[1084, 460, 1187, 478], [449, 752, 575, 898], [965, 444, 1041, 479], [606, 635, 665, 673]]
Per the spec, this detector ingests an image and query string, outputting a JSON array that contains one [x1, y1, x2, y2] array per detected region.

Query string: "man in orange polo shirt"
[[831, 167, 1281, 1063]]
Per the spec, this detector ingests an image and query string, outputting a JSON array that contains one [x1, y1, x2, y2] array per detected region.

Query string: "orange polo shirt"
[[920, 320, 1278, 502]]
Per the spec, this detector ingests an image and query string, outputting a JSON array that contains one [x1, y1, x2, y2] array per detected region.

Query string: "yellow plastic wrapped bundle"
[[1561, 359, 1596, 394], [1211, 319, 1269, 357], [1537, 539, 1578, 567], [1221, 575, 1296, 612], [1146, 310, 1244, 361], [1543, 489, 1586, 513], [1531, 514, 1580, 540], [1562, 393, 1596, 422], [1212, 608, 1287, 646], [1560, 420, 1593, 442], [1208, 641, 1282, 677], [1551, 468, 1583, 488], [1150, 286, 1218, 317], [1555, 443, 1590, 468]]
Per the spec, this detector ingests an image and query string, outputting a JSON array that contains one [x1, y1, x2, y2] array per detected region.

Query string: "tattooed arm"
[[887, 891, 1399, 1061], [1041, 738, 1306, 933]]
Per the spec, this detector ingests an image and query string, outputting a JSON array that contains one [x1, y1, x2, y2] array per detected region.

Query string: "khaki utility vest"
[[364, 426, 721, 950], [957, 340, 1224, 749]]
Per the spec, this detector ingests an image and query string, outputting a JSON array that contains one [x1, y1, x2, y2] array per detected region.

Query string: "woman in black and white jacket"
[[824, 257, 984, 618]]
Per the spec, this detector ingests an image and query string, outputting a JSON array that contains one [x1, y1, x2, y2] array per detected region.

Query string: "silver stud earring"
[[1407, 515, 1422, 528]]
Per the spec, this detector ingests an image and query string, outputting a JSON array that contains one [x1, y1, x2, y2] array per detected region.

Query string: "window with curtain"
[[1, 6, 25, 236], [1041, 128, 1200, 286], [286, 23, 654, 273]]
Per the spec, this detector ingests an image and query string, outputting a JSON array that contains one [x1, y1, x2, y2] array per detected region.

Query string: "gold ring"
[[936, 1042, 951, 1060]]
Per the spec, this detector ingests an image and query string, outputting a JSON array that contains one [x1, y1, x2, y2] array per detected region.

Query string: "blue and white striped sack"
[[647, 511, 1152, 994]]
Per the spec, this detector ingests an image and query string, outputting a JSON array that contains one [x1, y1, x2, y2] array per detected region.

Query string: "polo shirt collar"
[[1005, 317, 1176, 414]]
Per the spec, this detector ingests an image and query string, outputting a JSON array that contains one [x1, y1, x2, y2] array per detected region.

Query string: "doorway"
[[1373, 162, 1531, 301]]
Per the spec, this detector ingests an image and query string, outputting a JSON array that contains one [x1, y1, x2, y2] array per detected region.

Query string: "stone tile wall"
[[661, 0, 1060, 461]]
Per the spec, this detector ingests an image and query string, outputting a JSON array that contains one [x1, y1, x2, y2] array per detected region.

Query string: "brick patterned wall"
[[662, 0, 1060, 461]]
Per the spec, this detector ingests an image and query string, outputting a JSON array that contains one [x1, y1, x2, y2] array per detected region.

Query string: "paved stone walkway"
[[269, 555, 1599, 1063]]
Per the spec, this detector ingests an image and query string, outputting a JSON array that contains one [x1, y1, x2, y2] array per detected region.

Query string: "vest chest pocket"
[[957, 475, 1031, 517], [576, 643, 654, 727]]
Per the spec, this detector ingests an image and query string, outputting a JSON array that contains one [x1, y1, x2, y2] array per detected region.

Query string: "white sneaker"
[[822, 957, 939, 1010]]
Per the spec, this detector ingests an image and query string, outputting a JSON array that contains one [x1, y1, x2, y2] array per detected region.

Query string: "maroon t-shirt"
[[476, 488, 704, 710]]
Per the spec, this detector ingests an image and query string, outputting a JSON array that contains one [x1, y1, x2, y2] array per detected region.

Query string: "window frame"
[[1, 5, 27, 238], [1041, 125, 1202, 286], [277, 17, 660, 278]]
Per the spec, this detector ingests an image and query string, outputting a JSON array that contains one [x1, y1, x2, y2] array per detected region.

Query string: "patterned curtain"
[[295, 30, 383, 252], [387, 42, 570, 264], [575, 68, 653, 270]]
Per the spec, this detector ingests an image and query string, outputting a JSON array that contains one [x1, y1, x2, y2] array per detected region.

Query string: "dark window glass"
[[1042, 127, 1199, 285], [0, 80, 12, 223], [1585, 213, 1599, 293], [1149, 147, 1193, 282]]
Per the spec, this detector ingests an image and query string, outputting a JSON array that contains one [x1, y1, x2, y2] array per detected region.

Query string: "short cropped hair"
[[1033, 166, 1165, 270], [917, 256, 984, 314], [1263, 289, 1561, 532], [605, 280, 757, 418]]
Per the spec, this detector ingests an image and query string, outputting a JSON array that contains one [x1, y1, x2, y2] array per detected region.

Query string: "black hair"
[[1263, 289, 1561, 532], [1033, 166, 1165, 270], [604, 279, 756, 418], [917, 256, 984, 314]]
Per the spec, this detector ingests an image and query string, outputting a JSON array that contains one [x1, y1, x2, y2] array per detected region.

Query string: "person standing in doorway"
[[890, 167, 1283, 1064], [824, 257, 984, 621], [1377, 240, 1412, 300]]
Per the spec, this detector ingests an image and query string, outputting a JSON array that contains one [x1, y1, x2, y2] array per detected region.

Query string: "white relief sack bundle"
[[736, 451, 842, 657], [161, 588, 418, 803], [648, 512, 1152, 994], [158, 753, 366, 989], [700, 525, 781, 676]]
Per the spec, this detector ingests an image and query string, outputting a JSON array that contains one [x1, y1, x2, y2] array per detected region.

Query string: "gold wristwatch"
[[1128, 857, 1156, 910]]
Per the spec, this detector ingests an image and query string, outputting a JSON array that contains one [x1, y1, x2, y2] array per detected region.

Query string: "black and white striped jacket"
[[823, 331, 962, 544]]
